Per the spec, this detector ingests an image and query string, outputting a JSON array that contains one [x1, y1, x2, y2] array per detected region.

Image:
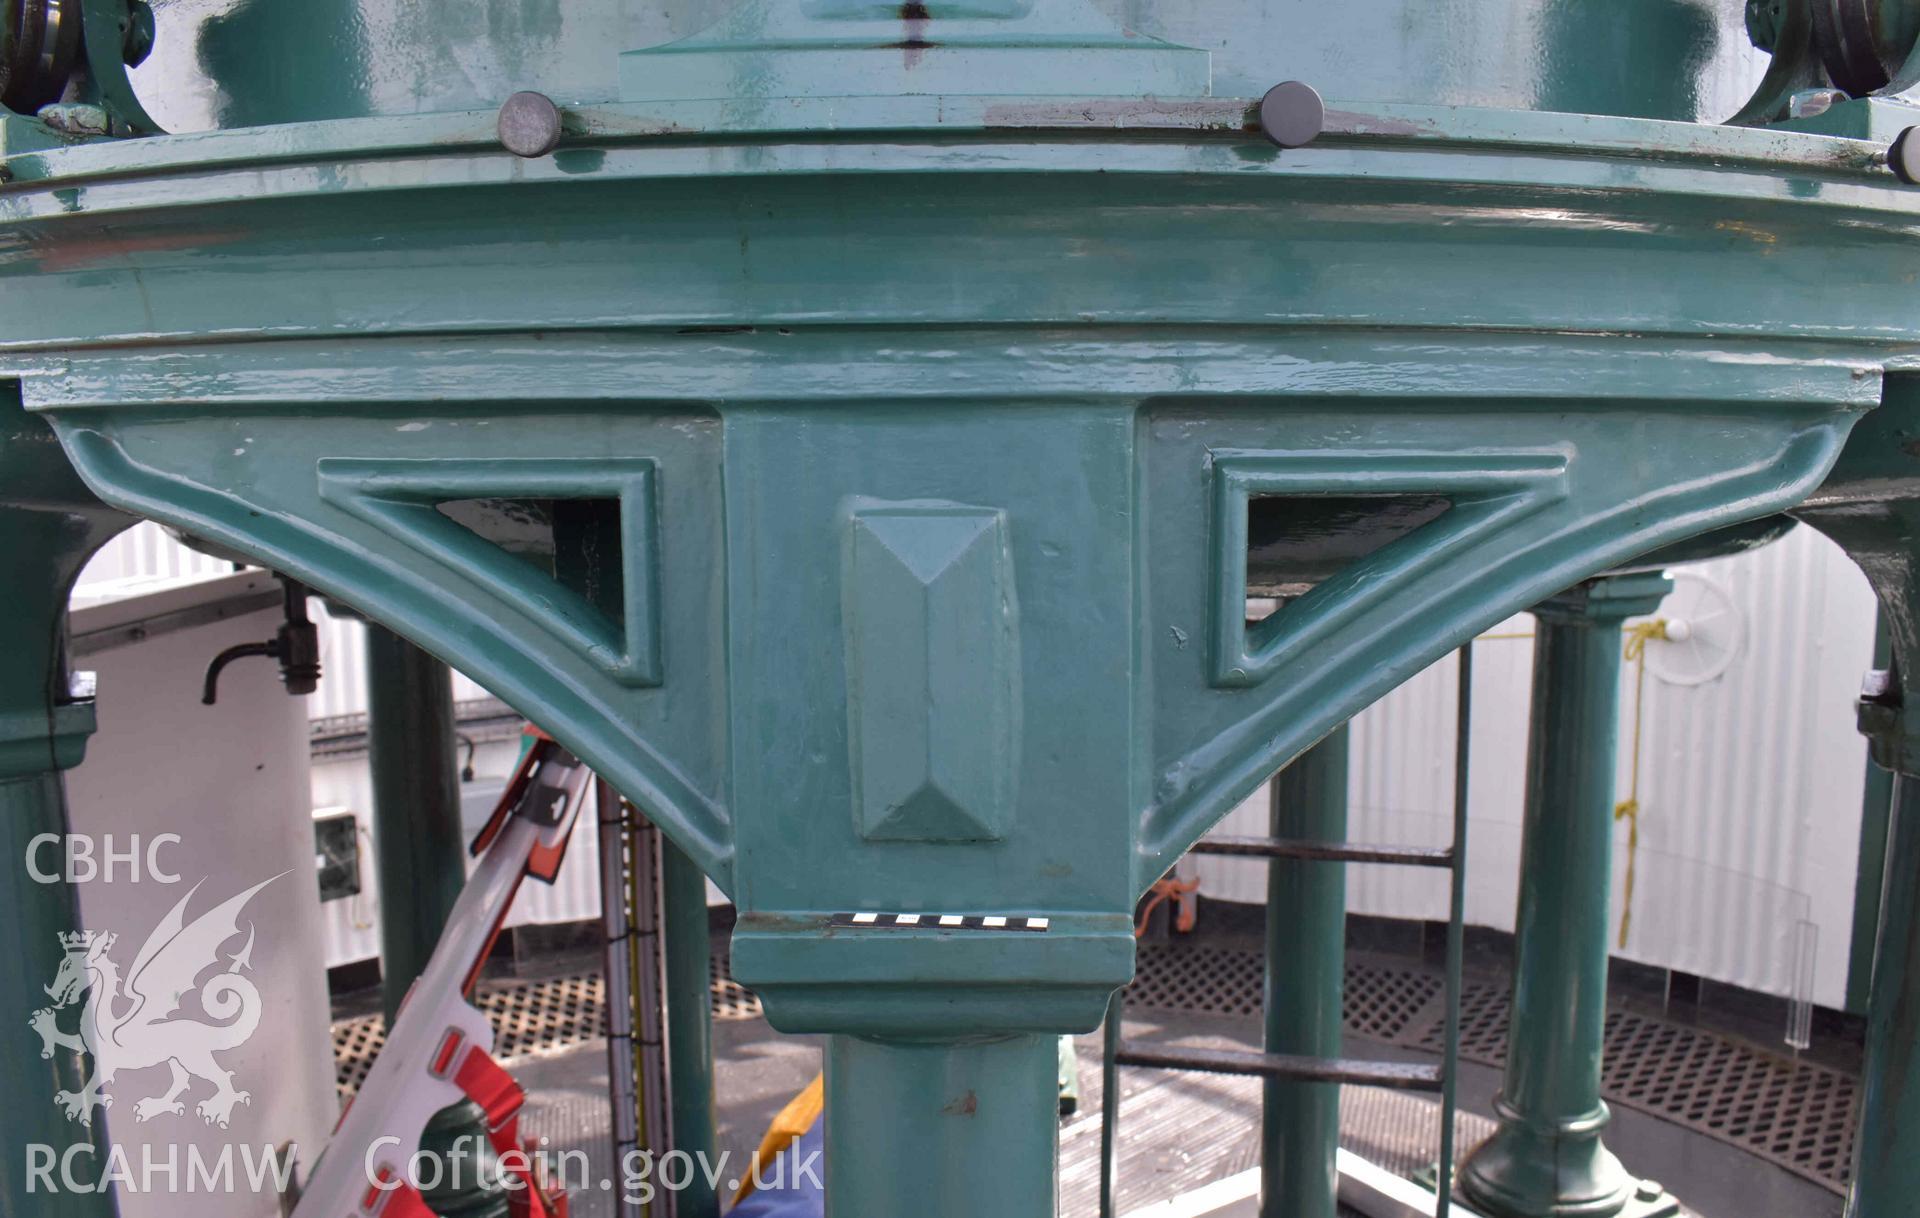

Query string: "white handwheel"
[[1641, 570, 1745, 687]]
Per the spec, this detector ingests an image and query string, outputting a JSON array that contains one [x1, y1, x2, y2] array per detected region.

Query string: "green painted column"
[[2, 772, 119, 1217], [1262, 726, 1350, 1218], [365, 623, 504, 1216], [0, 399, 127, 1218], [1458, 572, 1675, 1218], [369, 624, 469, 1020], [1849, 772, 1920, 1218], [1848, 617, 1920, 1218], [1791, 382, 1920, 1218], [1848, 614, 1898, 1016], [662, 838, 718, 1218], [825, 1033, 1057, 1218]]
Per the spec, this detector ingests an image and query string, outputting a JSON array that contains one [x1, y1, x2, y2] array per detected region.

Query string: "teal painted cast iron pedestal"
[[1457, 574, 1679, 1218], [5, 2, 1920, 1214], [1793, 380, 1920, 1218], [0, 395, 128, 1218]]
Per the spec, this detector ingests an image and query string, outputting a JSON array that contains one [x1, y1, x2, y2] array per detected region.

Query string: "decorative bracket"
[[1208, 449, 1571, 689]]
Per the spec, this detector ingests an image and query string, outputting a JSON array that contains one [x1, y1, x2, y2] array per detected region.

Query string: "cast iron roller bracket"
[[1257, 80, 1325, 150], [200, 576, 322, 705], [0, 0, 158, 129], [1810, 0, 1919, 95], [1735, 0, 1920, 123], [0, 0, 85, 115]]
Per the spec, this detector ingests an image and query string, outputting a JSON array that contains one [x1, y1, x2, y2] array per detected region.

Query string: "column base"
[[1437, 1170, 1680, 1218], [1456, 1098, 1640, 1218]]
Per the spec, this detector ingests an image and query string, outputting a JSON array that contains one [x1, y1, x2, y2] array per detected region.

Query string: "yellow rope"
[[1613, 619, 1668, 949]]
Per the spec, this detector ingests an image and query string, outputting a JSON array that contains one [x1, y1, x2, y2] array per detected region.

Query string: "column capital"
[[0, 689, 98, 780], [1532, 571, 1674, 627], [0, 399, 130, 781]]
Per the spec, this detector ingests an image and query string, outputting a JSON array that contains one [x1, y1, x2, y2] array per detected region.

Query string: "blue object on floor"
[[727, 1123, 825, 1218]]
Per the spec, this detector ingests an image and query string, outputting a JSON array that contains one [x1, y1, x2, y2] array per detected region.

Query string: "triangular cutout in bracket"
[[1209, 449, 1570, 689], [317, 458, 663, 687]]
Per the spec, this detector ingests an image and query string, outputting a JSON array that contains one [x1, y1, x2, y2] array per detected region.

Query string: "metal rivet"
[[498, 91, 563, 159], [1258, 80, 1325, 149], [1891, 127, 1920, 185]]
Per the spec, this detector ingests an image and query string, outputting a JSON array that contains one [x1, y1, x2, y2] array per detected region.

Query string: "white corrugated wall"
[[1198, 525, 1877, 1010], [76, 526, 599, 971], [77, 522, 1880, 1004], [76, 520, 237, 587], [309, 740, 603, 971]]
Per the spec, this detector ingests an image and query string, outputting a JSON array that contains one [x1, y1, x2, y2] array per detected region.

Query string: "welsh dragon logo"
[[29, 873, 284, 1129]]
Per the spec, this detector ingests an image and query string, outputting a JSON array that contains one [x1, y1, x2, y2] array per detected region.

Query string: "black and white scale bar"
[[830, 912, 1051, 933]]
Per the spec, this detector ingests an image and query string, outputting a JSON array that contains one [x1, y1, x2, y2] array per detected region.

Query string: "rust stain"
[[942, 1090, 978, 1116], [31, 225, 250, 273], [736, 911, 829, 934], [1713, 218, 1780, 246], [898, 1, 934, 68]]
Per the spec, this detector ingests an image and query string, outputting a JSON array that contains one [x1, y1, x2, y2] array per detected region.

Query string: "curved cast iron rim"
[[0, 95, 1900, 192]]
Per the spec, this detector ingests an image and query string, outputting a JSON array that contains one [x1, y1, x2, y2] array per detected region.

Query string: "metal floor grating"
[[1127, 942, 1265, 1018], [1126, 944, 1441, 1042], [332, 960, 762, 1101], [710, 942, 765, 1020], [331, 935, 1859, 1194], [1118, 946, 1857, 1194], [1343, 959, 1446, 1041]]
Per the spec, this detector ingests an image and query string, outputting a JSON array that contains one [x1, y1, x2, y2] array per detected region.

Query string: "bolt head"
[[1863, 667, 1900, 704], [1258, 81, 1325, 150], [1892, 127, 1920, 185], [498, 91, 563, 159], [1860, 699, 1900, 741]]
